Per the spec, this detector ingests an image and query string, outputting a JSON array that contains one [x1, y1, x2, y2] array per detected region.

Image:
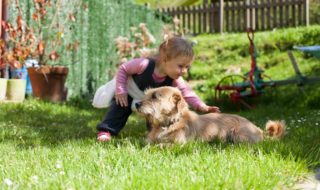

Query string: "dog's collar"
[[160, 113, 181, 128]]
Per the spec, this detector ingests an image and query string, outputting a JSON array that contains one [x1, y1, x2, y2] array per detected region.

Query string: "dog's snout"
[[135, 102, 142, 109]]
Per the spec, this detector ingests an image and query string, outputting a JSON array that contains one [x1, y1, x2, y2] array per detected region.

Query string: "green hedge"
[[79, 0, 164, 97]]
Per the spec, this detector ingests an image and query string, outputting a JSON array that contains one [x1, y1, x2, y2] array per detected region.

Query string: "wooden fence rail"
[[158, 0, 309, 35]]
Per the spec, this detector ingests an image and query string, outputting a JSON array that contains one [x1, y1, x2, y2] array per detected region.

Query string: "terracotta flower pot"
[[0, 78, 7, 101], [27, 66, 68, 102]]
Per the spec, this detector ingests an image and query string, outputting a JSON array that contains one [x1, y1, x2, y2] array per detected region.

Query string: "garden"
[[0, 0, 320, 189]]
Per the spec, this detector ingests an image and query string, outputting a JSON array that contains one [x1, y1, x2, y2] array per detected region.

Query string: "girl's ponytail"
[[158, 36, 194, 62], [163, 34, 170, 46]]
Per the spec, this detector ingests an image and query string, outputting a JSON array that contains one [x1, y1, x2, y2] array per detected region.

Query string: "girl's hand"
[[198, 105, 221, 113], [115, 93, 128, 107]]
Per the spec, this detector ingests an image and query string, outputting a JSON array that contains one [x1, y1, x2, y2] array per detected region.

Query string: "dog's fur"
[[135, 86, 285, 144]]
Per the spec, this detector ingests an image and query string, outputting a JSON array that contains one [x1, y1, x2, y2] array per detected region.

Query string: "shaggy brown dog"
[[135, 86, 285, 144]]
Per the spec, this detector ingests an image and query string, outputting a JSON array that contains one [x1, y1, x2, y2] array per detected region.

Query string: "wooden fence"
[[158, 0, 309, 35]]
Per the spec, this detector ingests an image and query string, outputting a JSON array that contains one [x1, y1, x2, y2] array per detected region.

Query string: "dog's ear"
[[172, 93, 188, 111], [172, 93, 181, 103]]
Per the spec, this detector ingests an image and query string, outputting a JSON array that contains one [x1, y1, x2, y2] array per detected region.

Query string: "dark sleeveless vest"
[[132, 58, 173, 91]]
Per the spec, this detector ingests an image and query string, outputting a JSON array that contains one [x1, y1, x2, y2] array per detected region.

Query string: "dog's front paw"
[[157, 128, 168, 139]]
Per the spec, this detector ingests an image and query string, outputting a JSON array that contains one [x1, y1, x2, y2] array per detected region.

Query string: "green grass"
[[0, 99, 319, 189], [1, 26, 320, 189]]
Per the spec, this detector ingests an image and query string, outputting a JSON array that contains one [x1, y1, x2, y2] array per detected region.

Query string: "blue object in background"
[[10, 66, 33, 95], [294, 45, 320, 59]]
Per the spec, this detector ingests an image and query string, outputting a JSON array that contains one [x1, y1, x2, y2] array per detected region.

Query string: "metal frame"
[[214, 28, 320, 108]]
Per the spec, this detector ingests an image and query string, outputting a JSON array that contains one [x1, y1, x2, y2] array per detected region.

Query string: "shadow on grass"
[[0, 92, 319, 170], [0, 98, 100, 147], [0, 98, 151, 148]]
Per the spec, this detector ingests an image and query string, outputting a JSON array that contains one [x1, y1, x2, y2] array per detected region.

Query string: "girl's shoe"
[[97, 131, 111, 141]]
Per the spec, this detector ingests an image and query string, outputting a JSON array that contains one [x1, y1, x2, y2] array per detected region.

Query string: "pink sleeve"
[[116, 58, 149, 94], [173, 77, 206, 110]]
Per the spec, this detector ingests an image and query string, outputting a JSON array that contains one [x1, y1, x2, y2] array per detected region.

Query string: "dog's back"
[[185, 112, 264, 143]]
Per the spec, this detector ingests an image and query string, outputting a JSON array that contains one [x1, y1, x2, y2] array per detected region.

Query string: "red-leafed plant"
[[113, 17, 187, 65], [0, 0, 83, 70], [114, 23, 157, 64]]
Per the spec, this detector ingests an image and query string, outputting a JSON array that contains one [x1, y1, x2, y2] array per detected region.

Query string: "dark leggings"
[[96, 96, 151, 135]]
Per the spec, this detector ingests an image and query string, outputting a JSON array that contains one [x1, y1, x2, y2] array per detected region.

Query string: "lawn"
[[1, 26, 320, 189]]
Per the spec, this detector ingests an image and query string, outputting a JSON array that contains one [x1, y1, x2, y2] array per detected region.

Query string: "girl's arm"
[[116, 58, 149, 95], [173, 77, 206, 110], [173, 77, 220, 113], [115, 58, 149, 107]]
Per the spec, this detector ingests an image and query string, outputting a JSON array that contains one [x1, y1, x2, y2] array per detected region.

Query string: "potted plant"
[[2, 0, 82, 102], [0, 23, 27, 102]]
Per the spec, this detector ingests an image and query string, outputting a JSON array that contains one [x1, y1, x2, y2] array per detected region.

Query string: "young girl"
[[97, 37, 220, 141]]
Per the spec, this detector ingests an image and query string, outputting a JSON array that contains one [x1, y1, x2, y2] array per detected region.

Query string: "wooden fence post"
[[305, 0, 309, 26], [246, 0, 250, 29], [252, 0, 256, 30], [213, 2, 219, 33], [220, 0, 224, 34]]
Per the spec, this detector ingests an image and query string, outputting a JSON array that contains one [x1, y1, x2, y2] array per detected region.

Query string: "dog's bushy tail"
[[265, 120, 286, 139]]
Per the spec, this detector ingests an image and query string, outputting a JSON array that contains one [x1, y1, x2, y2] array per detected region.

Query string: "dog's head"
[[135, 86, 188, 126]]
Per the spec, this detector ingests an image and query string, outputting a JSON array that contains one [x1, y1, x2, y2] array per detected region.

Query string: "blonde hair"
[[157, 36, 194, 62]]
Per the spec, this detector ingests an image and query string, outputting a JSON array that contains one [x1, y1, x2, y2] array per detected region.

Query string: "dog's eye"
[[151, 92, 157, 99]]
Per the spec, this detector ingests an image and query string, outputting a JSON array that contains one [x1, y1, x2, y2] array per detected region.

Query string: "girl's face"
[[163, 56, 193, 79]]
